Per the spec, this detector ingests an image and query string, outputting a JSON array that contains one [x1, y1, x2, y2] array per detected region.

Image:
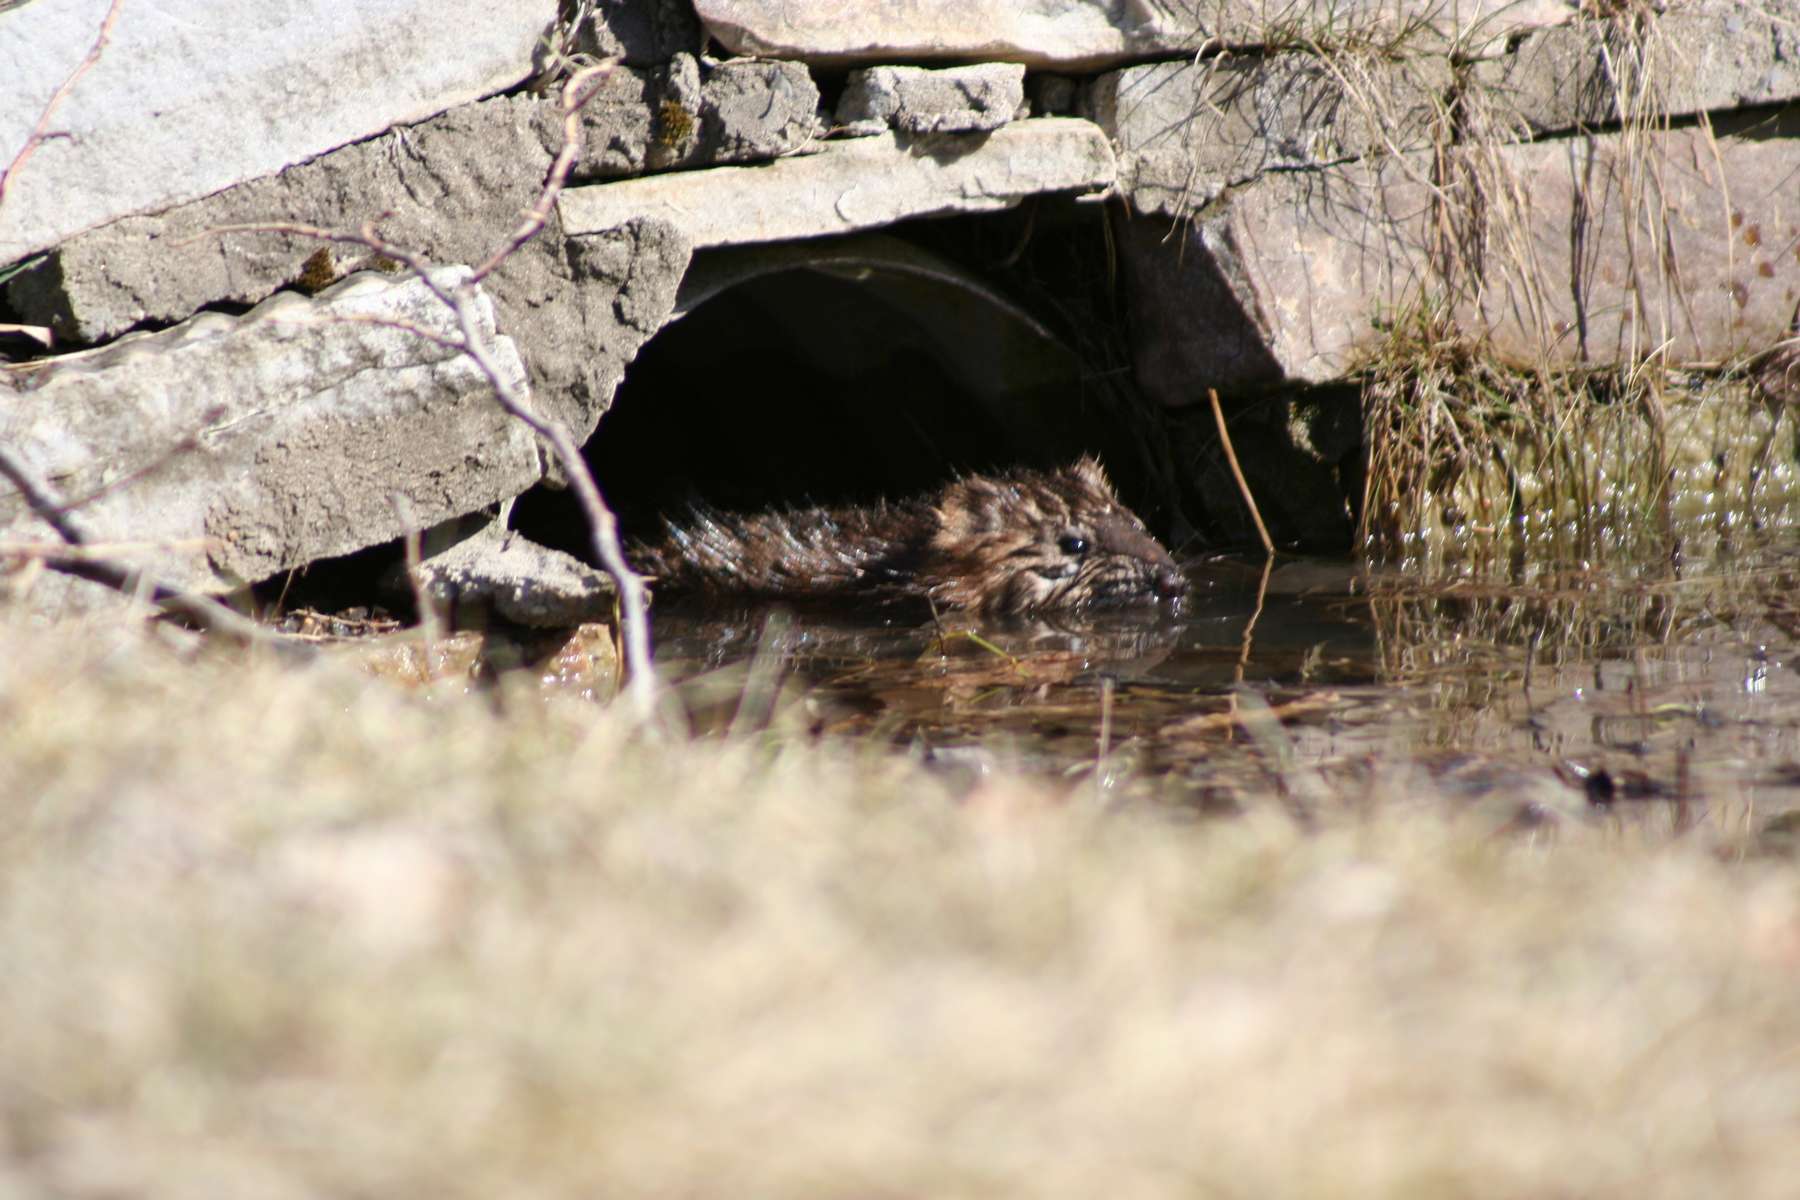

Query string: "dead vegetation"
[[3, 617, 1799, 1197], [1339, 2, 1800, 569], [1357, 300, 1800, 573]]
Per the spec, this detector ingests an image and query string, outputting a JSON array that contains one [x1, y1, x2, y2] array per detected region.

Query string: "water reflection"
[[651, 540, 1800, 827]]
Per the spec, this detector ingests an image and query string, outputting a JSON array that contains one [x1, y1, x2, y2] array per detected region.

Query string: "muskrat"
[[627, 458, 1188, 616]]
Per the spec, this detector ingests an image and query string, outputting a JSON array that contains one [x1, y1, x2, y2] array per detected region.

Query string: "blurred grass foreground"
[[2, 618, 1798, 1198]]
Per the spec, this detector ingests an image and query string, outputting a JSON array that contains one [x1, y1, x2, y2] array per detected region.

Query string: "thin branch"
[[0, 444, 89, 547], [190, 63, 658, 716], [390, 492, 444, 663], [1210, 387, 1275, 556], [472, 59, 618, 282], [56, 412, 219, 513], [0, 0, 126, 209], [1, 536, 216, 560], [0, 444, 308, 654]]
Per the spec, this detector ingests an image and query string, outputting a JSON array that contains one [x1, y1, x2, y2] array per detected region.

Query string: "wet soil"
[[650, 540, 1800, 834]]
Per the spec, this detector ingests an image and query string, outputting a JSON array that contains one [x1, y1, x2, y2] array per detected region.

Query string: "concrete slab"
[[0, 0, 556, 264], [694, 0, 1575, 70], [558, 118, 1116, 246], [3, 93, 691, 443], [837, 64, 1026, 136], [1469, 0, 1800, 138], [1091, 54, 1452, 216], [0, 269, 540, 610], [1123, 127, 1800, 393]]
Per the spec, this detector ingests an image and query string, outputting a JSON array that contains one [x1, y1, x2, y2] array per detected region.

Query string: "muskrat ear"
[[1070, 455, 1112, 493]]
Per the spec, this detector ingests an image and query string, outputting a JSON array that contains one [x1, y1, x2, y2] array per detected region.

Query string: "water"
[[650, 542, 1800, 831]]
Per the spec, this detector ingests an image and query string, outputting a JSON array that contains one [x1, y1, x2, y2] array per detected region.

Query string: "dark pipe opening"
[[514, 203, 1180, 557]]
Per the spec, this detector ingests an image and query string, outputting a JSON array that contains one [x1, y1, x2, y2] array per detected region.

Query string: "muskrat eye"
[[1058, 533, 1090, 556]]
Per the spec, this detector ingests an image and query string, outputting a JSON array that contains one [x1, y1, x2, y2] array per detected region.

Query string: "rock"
[[0, 269, 540, 612], [692, 58, 822, 162], [1468, 0, 1800, 138], [565, 216, 694, 421], [559, 117, 1116, 247], [0, 0, 556, 265], [410, 525, 617, 628], [573, 57, 819, 177], [1463, 130, 1800, 370], [1116, 211, 1286, 399], [1121, 128, 1800, 390], [1091, 54, 1452, 216], [693, 0, 1575, 70], [4, 93, 690, 442], [581, 0, 703, 65], [836, 64, 1026, 136]]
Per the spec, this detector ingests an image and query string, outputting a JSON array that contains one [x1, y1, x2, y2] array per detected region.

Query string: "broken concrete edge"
[[1, 266, 545, 615], [581, 54, 823, 179], [558, 117, 1118, 246]]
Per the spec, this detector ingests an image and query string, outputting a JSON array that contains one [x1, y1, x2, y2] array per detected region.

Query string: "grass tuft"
[[3, 616, 1799, 1195]]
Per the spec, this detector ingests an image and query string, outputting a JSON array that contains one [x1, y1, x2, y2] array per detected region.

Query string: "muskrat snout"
[[1153, 564, 1189, 600]]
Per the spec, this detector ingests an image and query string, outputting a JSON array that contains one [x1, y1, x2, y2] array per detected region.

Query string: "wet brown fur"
[[628, 459, 1187, 616]]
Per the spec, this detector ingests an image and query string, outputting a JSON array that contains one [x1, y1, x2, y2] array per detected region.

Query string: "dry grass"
[[1304, 3, 1800, 571], [1359, 303, 1800, 572], [3, 615, 1798, 1197]]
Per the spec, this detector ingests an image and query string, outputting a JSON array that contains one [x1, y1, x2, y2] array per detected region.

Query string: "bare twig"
[[56, 413, 219, 513], [1209, 387, 1275, 556], [1, 537, 216, 560], [192, 60, 658, 717], [472, 60, 618, 281], [390, 492, 444, 658], [0, 445, 90, 548], [1235, 552, 1274, 685], [0, 445, 307, 653], [0, 0, 126, 209]]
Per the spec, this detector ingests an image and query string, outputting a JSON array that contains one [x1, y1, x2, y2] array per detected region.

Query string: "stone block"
[[1122, 127, 1800, 392], [412, 526, 616, 628], [836, 64, 1026, 135], [559, 117, 1116, 247], [693, 0, 1575, 70], [1469, 0, 1800, 138], [1092, 54, 1452, 216], [0, 269, 541, 610], [689, 58, 822, 164], [0, 0, 556, 264], [574, 57, 820, 178], [4, 93, 690, 442]]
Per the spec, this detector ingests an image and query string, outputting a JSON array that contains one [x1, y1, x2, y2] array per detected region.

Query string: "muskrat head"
[[921, 458, 1189, 616]]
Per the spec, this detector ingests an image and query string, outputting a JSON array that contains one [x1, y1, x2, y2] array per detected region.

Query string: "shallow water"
[[651, 540, 1800, 832]]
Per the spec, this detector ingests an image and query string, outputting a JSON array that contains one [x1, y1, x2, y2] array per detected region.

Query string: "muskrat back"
[[628, 458, 1187, 616]]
